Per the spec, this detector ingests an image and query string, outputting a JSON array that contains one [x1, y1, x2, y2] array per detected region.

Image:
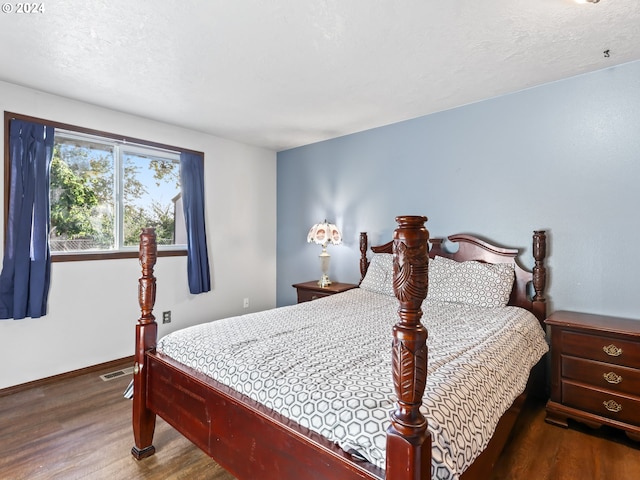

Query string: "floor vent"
[[100, 366, 134, 382]]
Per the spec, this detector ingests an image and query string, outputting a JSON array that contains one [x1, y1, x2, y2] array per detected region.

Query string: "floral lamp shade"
[[307, 221, 342, 247], [307, 220, 342, 287]]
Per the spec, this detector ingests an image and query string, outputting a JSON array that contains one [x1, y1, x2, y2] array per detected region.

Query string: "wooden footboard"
[[145, 351, 384, 480]]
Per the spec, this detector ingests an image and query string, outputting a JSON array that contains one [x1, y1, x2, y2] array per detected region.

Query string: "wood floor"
[[1, 359, 638, 480]]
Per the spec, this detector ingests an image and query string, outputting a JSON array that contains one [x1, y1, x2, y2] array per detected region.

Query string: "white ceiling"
[[1, 0, 639, 151]]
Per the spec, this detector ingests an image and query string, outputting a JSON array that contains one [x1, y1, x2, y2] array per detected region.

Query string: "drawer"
[[562, 355, 640, 397], [297, 289, 332, 303], [561, 330, 640, 369], [562, 380, 640, 426]]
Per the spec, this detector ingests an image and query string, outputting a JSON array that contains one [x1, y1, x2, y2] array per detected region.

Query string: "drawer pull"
[[602, 344, 623, 357], [603, 372, 623, 384], [603, 400, 622, 413]]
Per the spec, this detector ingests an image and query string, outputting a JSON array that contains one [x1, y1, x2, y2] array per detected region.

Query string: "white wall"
[[0, 81, 277, 389]]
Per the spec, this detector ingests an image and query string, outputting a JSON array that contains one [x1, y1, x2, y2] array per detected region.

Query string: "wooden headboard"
[[359, 231, 547, 323]]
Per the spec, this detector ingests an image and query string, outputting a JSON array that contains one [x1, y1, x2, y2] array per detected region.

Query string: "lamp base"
[[317, 248, 332, 287]]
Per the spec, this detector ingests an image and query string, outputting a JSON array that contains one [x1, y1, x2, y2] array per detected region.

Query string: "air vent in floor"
[[100, 366, 134, 381]]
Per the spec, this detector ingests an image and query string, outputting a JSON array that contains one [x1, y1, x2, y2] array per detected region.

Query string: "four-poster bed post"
[[132, 228, 158, 460], [386, 215, 431, 479]]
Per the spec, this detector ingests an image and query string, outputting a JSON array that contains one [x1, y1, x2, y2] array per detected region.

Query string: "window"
[[3, 113, 195, 262], [50, 130, 186, 258]]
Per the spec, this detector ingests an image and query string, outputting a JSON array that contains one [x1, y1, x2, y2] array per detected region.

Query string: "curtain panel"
[[180, 152, 211, 294], [0, 120, 55, 319]]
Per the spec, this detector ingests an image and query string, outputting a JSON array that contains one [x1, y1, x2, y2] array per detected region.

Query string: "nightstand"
[[292, 281, 358, 303], [545, 310, 640, 441]]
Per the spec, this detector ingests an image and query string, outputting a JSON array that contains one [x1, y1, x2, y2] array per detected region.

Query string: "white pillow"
[[359, 253, 395, 296], [428, 255, 515, 307]]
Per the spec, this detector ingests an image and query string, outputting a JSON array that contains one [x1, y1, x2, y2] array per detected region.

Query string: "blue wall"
[[277, 60, 640, 318]]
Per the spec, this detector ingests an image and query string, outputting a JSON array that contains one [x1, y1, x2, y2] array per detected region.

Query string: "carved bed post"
[[359, 232, 368, 283], [386, 215, 431, 480], [132, 228, 158, 460], [532, 230, 547, 322]]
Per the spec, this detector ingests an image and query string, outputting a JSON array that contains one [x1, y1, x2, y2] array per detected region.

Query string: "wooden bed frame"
[[132, 215, 547, 479]]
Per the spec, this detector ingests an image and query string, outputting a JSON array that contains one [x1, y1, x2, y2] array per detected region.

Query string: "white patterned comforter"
[[156, 288, 548, 479]]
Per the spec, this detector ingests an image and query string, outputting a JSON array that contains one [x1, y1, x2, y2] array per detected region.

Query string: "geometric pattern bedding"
[[156, 288, 548, 480]]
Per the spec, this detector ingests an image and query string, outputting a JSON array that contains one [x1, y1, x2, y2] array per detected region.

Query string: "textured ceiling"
[[1, 0, 639, 151]]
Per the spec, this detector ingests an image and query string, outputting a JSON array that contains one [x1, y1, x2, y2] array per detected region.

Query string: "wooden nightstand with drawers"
[[292, 281, 358, 303], [545, 310, 640, 441]]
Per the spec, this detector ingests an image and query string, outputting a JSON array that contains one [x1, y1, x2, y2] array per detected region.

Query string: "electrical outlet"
[[162, 311, 171, 324], [243, 298, 249, 309]]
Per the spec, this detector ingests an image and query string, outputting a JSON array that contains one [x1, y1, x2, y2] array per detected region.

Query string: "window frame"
[[4, 111, 200, 262]]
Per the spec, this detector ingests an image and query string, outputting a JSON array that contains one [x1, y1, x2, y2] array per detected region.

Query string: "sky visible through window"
[[123, 152, 180, 218]]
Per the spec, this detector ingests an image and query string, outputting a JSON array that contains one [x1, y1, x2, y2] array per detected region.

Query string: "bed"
[[131, 215, 548, 480]]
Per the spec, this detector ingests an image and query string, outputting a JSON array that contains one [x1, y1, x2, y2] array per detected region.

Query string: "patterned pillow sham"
[[359, 253, 395, 296], [428, 255, 515, 308]]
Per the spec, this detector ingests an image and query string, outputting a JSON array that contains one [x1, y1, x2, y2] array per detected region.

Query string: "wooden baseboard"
[[0, 355, 134, 398]]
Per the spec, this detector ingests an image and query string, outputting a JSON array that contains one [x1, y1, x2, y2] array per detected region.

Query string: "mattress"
[[156, 288, 548, 479]]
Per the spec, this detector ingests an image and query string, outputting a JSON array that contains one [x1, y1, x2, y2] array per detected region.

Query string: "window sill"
[[51, 249, 187, 262]]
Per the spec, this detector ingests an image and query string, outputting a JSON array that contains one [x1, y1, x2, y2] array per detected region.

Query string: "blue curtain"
[[0, 120, 55, 319], [180, 152, 211, 294]]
